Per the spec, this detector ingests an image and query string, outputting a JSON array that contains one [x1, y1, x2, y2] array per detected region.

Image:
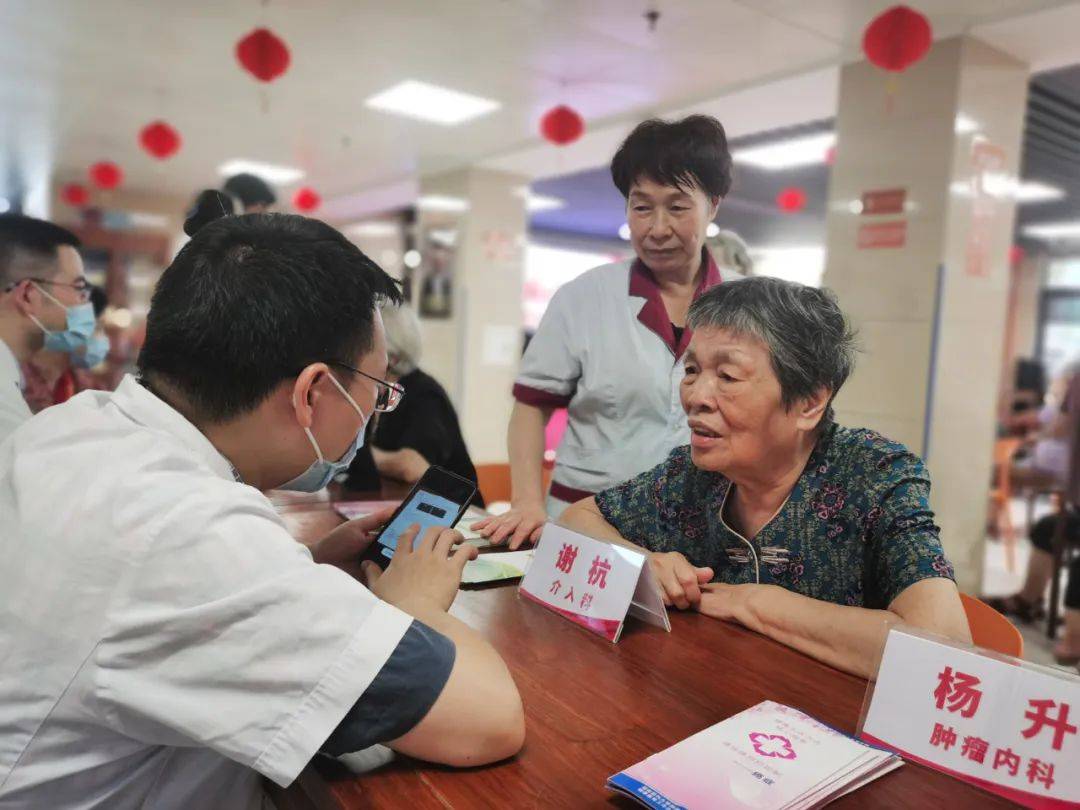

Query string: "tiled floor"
[[980, 497, 1077, 675]]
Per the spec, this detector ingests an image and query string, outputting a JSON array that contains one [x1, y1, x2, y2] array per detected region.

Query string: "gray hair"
[[380, 302, 422, 376], [708, 229, 754, 276], [687, 276, 857, 426]]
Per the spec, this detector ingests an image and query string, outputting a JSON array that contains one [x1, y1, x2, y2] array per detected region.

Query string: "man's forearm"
[[395, 596, 495, 657], [734, 585, 901, 679], [386, 595, 524, 764], [393, 596, 520, 718]]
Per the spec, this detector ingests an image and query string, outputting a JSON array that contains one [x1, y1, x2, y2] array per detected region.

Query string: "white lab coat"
[[0, 375, 412, 809], [0, 340, 30, 444]]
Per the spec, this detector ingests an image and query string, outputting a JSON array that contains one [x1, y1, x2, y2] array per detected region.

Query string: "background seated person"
[[987, 367, 1080, 668], [346, 302, 483, 505], [0, 211, 522, 808], [1009, 362, 1078, 493], [1001, 357, 1047, 436], [561, 277, 971, 679]]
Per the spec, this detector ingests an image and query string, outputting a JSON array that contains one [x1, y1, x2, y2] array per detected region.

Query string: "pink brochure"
[[607, 701, 899, 809]]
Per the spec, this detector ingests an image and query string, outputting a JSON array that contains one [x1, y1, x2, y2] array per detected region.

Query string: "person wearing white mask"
[[0, 214, 93, 440], [0, 209, 524, 808]]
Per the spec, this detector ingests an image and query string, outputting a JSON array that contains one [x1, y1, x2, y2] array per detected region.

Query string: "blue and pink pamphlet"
[[607, 701, 901, 809]]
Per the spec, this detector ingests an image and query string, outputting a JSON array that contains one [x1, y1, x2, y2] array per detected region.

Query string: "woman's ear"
[[796, 387, 831, 431]]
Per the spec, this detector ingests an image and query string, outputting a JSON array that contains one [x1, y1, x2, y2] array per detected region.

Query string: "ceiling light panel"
[[365, 80, 500, 125], [732, 132, 835, 171], [218, 159, 305, 184]]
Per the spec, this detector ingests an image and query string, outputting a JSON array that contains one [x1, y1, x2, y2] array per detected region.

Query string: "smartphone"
[[361, 466, 478, 569]]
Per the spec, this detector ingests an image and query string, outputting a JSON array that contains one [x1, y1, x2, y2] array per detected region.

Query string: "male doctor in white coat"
[[0, 210, 524, 809]]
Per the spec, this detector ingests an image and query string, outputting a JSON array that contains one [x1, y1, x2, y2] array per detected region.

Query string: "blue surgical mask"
[[29, 284, 96, 354], [279, 373, 370, 492], [71, 334, 110, 369]]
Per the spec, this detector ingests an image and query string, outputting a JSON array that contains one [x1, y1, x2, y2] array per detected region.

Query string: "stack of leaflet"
[[607, 701, 901, 809], [461, 549, 533, 584]]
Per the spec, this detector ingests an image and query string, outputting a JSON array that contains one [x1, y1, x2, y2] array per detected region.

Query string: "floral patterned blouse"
[[594, 423, 955, 609]]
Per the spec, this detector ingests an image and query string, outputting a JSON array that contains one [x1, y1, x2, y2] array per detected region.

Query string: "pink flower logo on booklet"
[[749, 732, 797, 760]]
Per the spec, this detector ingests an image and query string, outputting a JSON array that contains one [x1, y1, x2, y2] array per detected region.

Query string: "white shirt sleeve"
[[514, 282, 583, 406], [0, 381, 31, 445], [92, 489, 412, 787]]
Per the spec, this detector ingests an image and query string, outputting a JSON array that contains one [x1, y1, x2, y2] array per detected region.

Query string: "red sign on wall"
[[861, 188, 907, 215], [857, 220, 907, 249]]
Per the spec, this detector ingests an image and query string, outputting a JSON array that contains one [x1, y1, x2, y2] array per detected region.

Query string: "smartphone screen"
[[376, 490, 462, 558], [367, 466, 477, 566]]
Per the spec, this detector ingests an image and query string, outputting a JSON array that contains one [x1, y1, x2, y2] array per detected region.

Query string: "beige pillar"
[[416, 168, 527, 465], [823, 37, 1029, 593]]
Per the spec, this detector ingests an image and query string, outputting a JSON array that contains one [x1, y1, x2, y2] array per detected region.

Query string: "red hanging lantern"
[[293, 187, 321, 212], [1009, 245, 1025, 267], [61, 183, 89, 207], [776, 187, 806, 213], [139, 120, 182, 160], [540, 105, 584, 146], [89, 161, 123, 190], [235, 28, 291, 83], [862, 6, 932, 73]]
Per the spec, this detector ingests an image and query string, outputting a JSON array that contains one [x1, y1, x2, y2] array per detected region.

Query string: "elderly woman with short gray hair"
[[347, 303, 482, 501], [561, 276, 971, 678]]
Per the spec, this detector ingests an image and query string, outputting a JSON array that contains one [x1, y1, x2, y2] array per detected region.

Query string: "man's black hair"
[[610, 115, 733, 199], [0, 214, 81, 288], [223, 173, 277, 209], [185, 190, 235, 236], [137, 213, 402, 421]]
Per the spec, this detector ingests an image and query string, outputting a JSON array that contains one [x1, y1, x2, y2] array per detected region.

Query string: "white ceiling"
[[0, 0, 1076, 213]]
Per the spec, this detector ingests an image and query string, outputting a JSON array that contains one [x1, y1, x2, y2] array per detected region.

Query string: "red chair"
[[474, 462, 553, 508], [988, 438, 1023, 572], [474, 463, 512, 505], [960, 593, 1023, 658]]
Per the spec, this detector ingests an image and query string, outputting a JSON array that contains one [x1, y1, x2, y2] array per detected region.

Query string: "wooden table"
[[269, 505, 1013, 810]]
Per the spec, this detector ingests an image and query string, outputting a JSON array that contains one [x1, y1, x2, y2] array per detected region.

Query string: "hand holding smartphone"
[[359, 466, 478, 569], [362, 522, 477, 613]]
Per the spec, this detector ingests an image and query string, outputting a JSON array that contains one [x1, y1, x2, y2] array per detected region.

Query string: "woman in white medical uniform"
[[474, 115, 740, 548]]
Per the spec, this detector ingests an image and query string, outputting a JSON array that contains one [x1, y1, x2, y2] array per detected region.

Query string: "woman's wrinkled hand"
[[648, 552, 714, 610], [470, 501, 548, 549]]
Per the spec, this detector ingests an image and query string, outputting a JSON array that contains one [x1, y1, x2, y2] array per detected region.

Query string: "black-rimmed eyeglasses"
[[330, 361, 405, 413], [5, 277, 93, 302]]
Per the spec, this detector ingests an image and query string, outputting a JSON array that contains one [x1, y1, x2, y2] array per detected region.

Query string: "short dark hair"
[[223, 173, 277, 209], [138, 213, 402, 422], [0, 214, 81, 288], [610, 115, 733, 199], [687, 277, 858, 426], [185, 190, 235, 236]]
